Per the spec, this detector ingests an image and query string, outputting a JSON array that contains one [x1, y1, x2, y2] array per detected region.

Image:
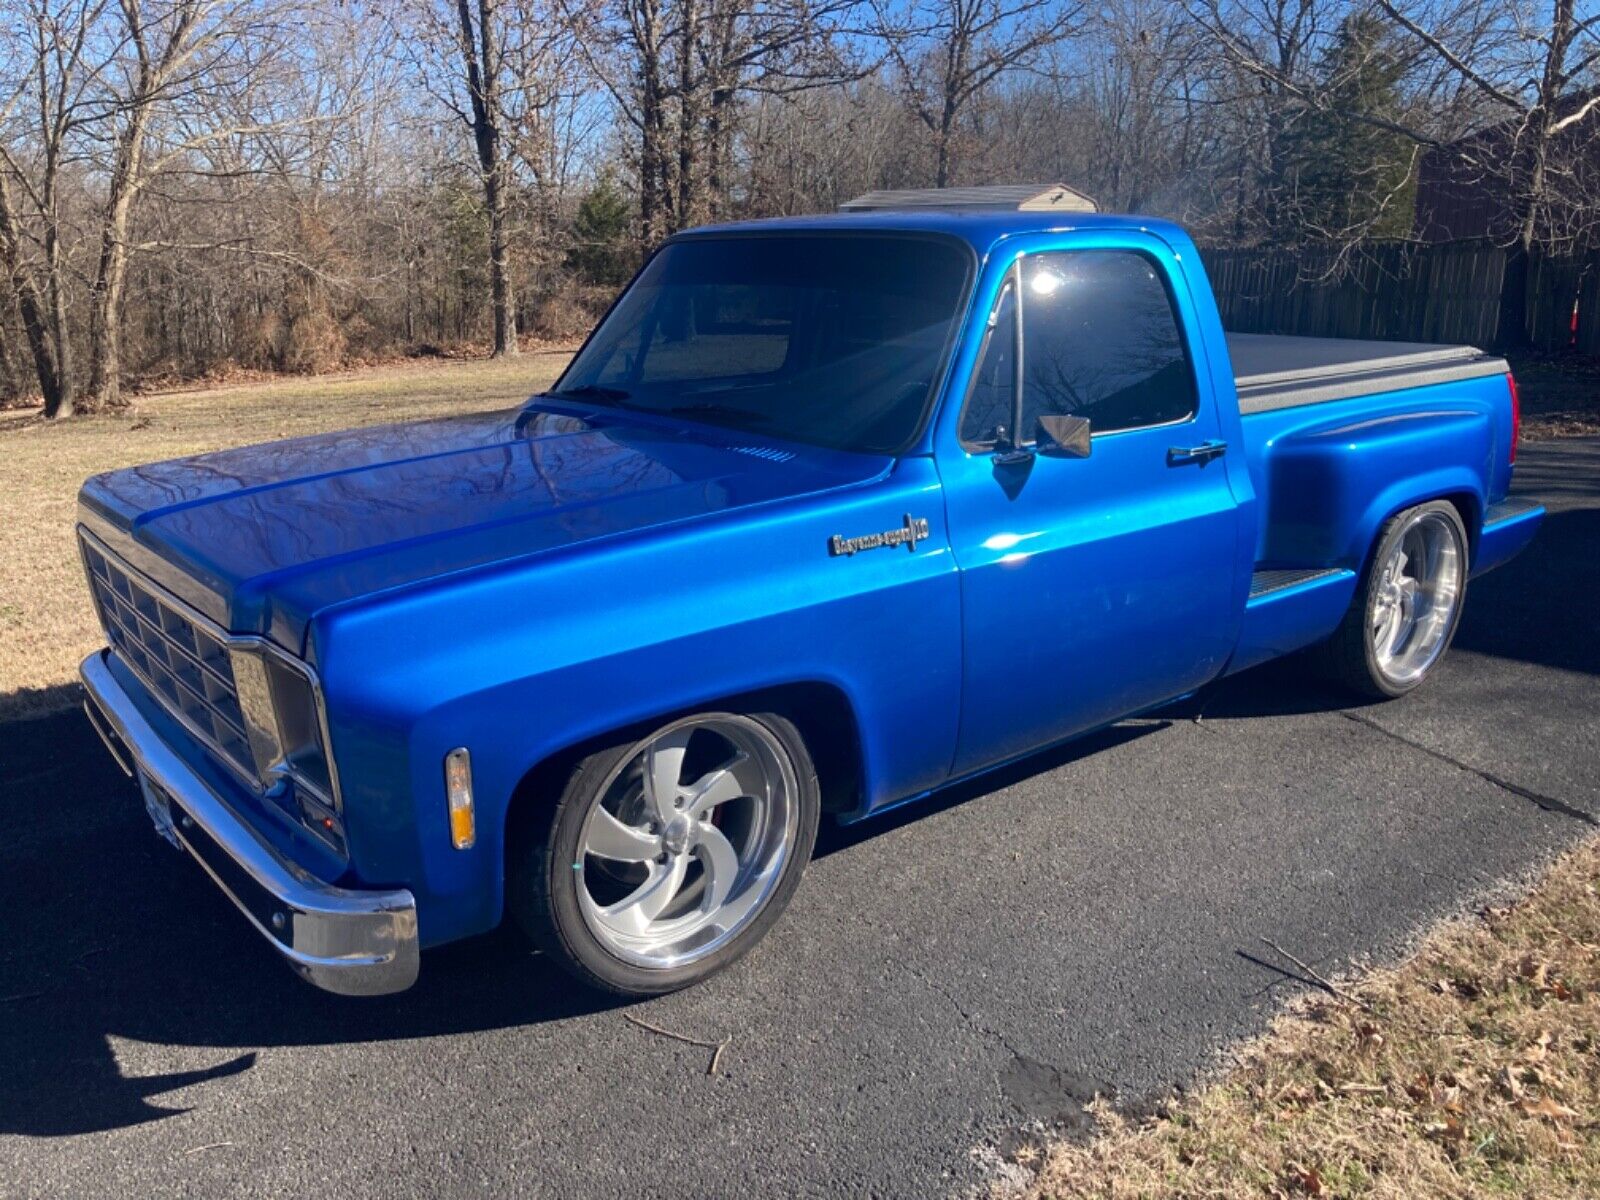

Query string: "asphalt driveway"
[[2, 440, 1596, 1199]]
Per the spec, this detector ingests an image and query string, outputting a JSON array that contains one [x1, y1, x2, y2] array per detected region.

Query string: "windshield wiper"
[[549, 384, 631, 403], [549, 388, 767, 425]]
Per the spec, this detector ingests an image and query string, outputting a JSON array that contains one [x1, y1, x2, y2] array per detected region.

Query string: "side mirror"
[[1036, 414, 1091, 458]]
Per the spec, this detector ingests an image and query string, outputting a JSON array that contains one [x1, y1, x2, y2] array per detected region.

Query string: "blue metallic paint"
[[1472, 502, 1544, 578], [310, 454, 959, 944], [76, 209, 1543, 952], [1230, 571, 1359, 675], [932, 229, 1247, 774]]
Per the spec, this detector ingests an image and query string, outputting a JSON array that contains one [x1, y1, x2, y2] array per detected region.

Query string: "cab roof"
[[669, 208, 1189, 259]]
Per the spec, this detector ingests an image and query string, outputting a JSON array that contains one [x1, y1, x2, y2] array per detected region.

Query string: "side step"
[[1483, 495, 1542, 526], [1232, 566, 1358, 674], [1249, 567, 1346, 600]]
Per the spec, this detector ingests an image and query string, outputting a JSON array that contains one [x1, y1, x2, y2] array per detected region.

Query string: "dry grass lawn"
[[0, 351, 571, 722], [1023, 837, 1600, 1199]]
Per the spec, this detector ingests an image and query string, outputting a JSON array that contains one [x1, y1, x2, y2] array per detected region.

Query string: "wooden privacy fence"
[[1201, 241, 1600, 353]]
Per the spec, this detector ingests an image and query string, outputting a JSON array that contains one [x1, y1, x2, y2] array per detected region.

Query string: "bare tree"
[[742, 78, 918, 214], [0, 170, 70, 414], [85, 0, 272, 408], [0, 0, 110, 416], [399, 0, 597, 355], [982, 0, 1215, 216], [873, 0, 1085, 188], [1185, 0, 1346, 242], [1089, 0, 1214, 215], [566, 0, 862, 244], [450, 0, 519, 355]]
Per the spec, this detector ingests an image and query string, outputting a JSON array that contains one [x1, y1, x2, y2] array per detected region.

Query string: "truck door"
[[939, 240, 1243, 776]]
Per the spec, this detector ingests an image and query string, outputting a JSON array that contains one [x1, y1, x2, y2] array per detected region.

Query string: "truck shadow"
[[0, 699, 1167, 1137], [0, 477, 1588, 1138], [1449, 504, 1600, 677], [0, 705, 628, 1136]]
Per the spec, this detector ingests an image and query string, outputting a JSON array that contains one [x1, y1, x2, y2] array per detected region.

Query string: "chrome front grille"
[[79, 534, 255, 779]]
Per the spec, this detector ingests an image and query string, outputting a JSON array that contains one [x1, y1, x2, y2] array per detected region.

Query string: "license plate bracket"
[[138, 770, 181, 849]]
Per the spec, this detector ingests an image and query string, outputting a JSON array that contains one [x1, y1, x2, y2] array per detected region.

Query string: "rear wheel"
[[509, 711, 819, 995], [1318, 500, 1469, 699]]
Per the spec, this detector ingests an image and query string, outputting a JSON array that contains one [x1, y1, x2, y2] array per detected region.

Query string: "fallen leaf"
[[1290, 1165, 1324, 1196], [1522, 1031, 1552, 1063], [1279, 1085, 1316, 1110], [1424, 1116, 1467, 1145], [1434, 1071, 1462, 1110], [1517, 1095, 1578, 1121], [1496, 1065, 1523, 1100], [1517, 954, 1550, 989]]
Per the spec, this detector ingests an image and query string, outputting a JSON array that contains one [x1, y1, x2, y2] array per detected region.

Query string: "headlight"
[[230, 646, 338, 812]]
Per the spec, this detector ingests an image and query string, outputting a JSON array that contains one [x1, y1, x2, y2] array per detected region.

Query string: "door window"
[[959, 250, 1197, 448]]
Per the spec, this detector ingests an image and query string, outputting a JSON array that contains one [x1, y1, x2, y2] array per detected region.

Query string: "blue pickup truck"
[[77, 192, 1543, 996]]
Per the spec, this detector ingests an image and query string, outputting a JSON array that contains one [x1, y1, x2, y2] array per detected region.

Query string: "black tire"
[[1315, 499, 1469, 699], [508, 710, 820, 996]]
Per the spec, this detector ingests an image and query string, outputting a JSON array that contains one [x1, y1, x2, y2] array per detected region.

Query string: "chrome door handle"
[[1168, 439, 1227, 465]]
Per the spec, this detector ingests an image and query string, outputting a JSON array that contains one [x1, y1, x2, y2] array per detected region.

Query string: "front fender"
[[311, 459, 962, 946]]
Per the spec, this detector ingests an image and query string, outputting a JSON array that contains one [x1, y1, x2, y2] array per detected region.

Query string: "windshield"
[[552, 234, 972, 453]]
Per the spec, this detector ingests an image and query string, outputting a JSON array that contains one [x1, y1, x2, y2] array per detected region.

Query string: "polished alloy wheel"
[[1368, 509, 1464, 687], [575, 714, 798, 969]]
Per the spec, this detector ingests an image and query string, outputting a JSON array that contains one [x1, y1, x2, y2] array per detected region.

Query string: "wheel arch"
[[1439, 490, 1481, 563], [502, 680, 865, 890], [1356, 488, 1479, 584]]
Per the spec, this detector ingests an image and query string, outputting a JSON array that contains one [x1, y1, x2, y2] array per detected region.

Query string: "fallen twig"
[[1258, 937, 1375, 1013], [622, 1012, 732, 1076], [183, 1142, 234, 1156]]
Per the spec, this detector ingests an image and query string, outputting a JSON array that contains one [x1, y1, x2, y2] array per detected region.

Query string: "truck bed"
[[1228, 332, 1509, 415]]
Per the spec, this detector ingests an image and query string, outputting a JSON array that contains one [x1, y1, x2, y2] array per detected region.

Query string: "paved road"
[[2, 441, 1596, 1199]]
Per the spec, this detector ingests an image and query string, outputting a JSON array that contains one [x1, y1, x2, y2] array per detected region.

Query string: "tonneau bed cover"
[[1228, 332, 1508, 415]]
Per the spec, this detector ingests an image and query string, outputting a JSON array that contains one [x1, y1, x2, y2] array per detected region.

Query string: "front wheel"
[[509, 711, 820, 995], [1317, 500, 1469, 699]]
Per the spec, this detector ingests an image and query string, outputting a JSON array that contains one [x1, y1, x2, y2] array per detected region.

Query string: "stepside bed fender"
[[1257, 406, 1491, 570]]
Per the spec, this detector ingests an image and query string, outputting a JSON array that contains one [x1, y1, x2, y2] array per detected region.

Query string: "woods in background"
[[1, 0, 1597, 416]]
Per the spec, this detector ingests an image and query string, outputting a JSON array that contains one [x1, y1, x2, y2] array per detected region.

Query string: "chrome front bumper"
[[80, 650, 419, 996]]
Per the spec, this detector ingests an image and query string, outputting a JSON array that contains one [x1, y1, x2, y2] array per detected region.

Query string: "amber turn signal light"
[[444, 747, 475, 850]]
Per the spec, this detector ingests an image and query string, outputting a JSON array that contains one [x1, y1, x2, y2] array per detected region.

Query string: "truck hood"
[[78, 403, 890, 652]]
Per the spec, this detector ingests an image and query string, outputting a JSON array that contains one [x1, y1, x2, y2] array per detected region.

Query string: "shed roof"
[[838, 183, 1098, 213]]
